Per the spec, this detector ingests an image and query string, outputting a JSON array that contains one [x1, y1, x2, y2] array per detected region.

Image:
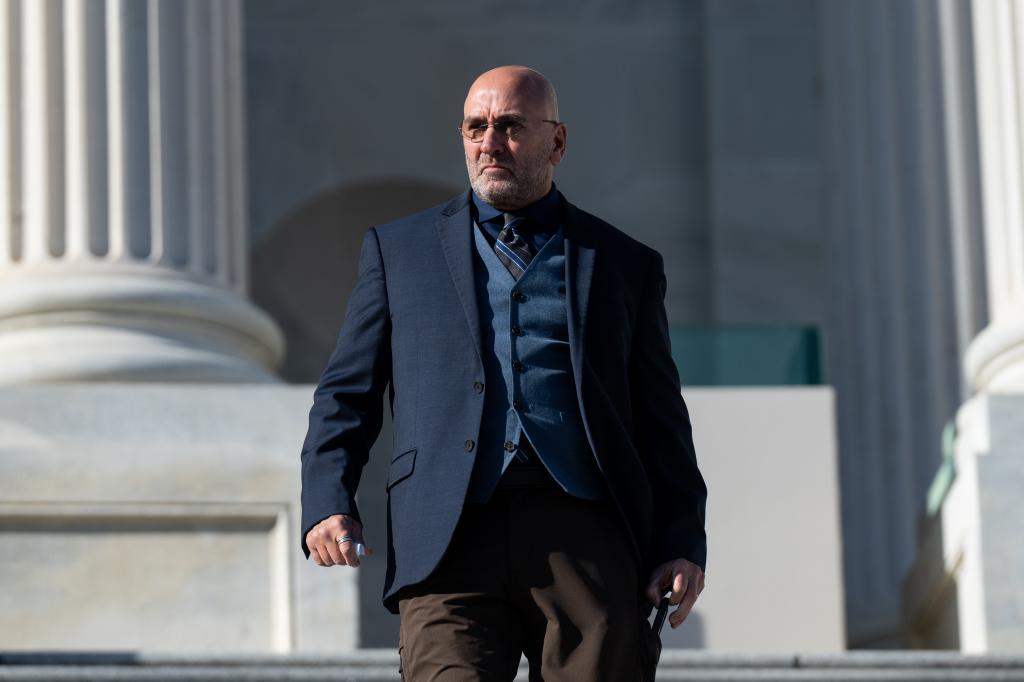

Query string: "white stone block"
[[0, 383, 358, 654]]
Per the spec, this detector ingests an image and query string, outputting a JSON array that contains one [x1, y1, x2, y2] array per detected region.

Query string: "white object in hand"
[[354, 543, 367, 557]]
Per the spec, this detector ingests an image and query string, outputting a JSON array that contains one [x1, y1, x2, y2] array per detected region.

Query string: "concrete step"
[[2, 651, 1024, 681]]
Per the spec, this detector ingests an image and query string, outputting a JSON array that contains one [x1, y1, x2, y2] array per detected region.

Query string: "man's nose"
[[479, 126, 506, 156]]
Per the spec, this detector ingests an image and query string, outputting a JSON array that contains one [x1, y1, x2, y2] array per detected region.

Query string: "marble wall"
[[244, 0, 712, 340]]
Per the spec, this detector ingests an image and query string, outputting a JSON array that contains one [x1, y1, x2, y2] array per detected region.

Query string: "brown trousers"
[[396, 467, 648, 681]]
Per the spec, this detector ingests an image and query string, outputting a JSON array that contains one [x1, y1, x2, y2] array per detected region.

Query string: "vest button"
[[511, 289, 525, 302], [473, 381, 484, 393], [511, 325, 523, 336], [512, 360, 524, 372], [504, 440, 516, 452], [464, 439, 475, 451], [513, 399, 523, 409]]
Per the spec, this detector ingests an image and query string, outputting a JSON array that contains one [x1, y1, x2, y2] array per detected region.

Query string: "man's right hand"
[[305, 514, 374, 568]]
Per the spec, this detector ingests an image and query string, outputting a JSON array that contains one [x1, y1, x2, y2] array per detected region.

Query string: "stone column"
[[904, 0, 1024, 653], [964, 0, 1024, 392], [0, 0, 283, 382], [820, 0, 972, 647]]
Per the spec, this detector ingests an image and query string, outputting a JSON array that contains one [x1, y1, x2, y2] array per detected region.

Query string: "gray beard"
[[466, 157, 550, 210]]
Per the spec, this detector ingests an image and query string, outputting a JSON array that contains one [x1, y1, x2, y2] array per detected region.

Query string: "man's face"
[[462, 77, 566, 210]]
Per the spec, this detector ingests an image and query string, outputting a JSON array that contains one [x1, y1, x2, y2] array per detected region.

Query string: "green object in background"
[[925, 419, 958, 518], [669, 326, 822, 386]]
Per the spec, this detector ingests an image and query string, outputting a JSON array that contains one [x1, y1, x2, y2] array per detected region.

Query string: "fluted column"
[[898, 0, 1024, 652], [964, 0, 1024, 391], [820, 0, 973, 647], [0, 0, 282, 382]]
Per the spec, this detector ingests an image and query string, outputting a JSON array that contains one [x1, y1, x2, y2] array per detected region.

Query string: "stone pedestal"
[[0, 384, 358, 653], [905, 394, 1024, 652]]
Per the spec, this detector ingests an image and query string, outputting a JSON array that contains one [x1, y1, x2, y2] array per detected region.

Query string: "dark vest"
[[466, 222, 606, 503]]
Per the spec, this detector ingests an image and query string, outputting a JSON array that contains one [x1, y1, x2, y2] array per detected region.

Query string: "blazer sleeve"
[[628, 249, 707, 571], [299, 226, 392, 559]]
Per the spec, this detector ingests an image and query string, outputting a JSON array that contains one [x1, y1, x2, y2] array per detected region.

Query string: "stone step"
[[2, 651, 1024, 681]]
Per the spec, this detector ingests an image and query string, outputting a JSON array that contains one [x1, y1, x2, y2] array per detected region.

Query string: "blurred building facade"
[[0, 0, 1021, 654]]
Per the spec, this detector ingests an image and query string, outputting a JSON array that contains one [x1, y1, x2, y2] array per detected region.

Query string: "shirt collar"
[[471, 182, 562, 231]]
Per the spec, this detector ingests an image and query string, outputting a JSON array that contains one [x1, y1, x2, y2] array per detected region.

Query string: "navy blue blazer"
[[300, 190, 707, 613]]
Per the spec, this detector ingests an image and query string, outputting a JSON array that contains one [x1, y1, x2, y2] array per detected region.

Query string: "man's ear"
[[549, 124, 568, 166]]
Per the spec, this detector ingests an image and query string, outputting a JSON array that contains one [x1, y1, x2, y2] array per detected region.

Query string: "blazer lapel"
[[563, 200, 595, 387], [434, 190, 595, 378], [435, 192, 484, 368]]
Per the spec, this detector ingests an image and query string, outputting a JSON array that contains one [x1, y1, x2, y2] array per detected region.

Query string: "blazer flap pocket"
[[386, 448, 417, 490]]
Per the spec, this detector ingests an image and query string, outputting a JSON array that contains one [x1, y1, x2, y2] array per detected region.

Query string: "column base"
[[965, 313, 1024, 391], [0, 270, 285, 383], [904, 392, 1024, 652]]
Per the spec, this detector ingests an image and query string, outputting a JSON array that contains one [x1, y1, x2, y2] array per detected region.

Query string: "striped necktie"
[[494, 213, 535, 280]]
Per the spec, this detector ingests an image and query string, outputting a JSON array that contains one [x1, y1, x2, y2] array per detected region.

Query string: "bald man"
[[299, 66, 707, 681]]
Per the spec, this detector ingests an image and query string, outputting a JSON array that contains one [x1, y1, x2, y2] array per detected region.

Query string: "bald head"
[[461, 66, 567, 210], [464, 66, 559, 121]]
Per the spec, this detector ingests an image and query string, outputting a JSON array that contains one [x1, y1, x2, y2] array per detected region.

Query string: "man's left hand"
[[645, 558, 705, 629]]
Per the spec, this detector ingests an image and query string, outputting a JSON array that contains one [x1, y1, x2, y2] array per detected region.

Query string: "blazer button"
[[511, 325, 523, 336], [513, 399, 523, 409], [504, 440, 516, 452], [473, 381, 484, 393], [464, 439, 475, 451], [511, 360, 524, 372]]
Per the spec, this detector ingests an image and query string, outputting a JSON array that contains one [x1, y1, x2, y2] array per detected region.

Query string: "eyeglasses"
[[459, 117, 560, 143]]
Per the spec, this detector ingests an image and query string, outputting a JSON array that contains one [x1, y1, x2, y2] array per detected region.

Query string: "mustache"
[[477, 157, 513, 174]]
